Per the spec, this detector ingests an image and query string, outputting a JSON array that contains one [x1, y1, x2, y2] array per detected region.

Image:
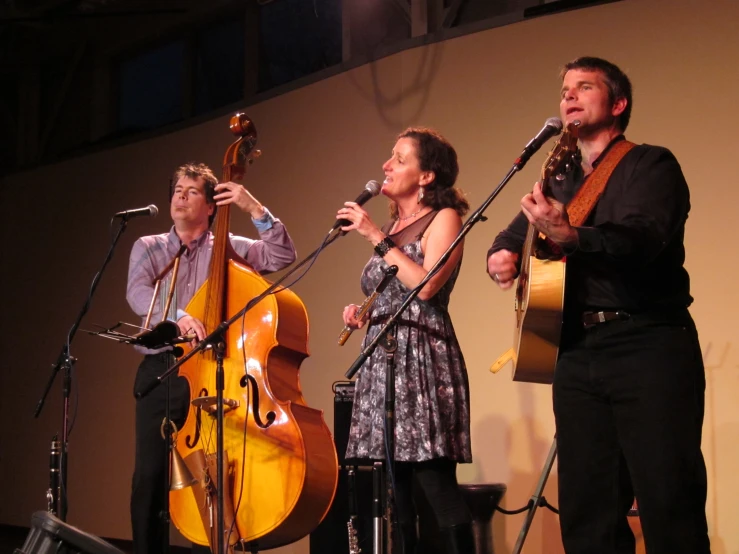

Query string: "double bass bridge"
[[191, 396, 240, 415]]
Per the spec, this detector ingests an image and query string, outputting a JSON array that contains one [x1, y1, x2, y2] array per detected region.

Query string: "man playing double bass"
[[126, 162, 297, 554]]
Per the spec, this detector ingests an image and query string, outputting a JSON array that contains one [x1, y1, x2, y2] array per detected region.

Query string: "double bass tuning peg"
[[248, 150, 262, 165]]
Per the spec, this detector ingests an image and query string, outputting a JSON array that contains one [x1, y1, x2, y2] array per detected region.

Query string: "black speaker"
[[15, 512, 124, 554], [310, 382, 374, 554], [333, 381, 354, 465]]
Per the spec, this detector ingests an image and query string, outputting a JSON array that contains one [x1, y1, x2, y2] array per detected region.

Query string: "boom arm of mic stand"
[[33, 216, 130, 521], [136, 227, 347, 399], [35, 218, 130, 418], [345, 164, 520, 379]]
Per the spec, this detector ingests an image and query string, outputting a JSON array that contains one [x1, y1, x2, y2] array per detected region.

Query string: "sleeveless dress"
[[345, 211, 472, 463]]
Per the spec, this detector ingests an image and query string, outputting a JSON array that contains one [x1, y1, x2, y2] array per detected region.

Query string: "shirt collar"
[[167, 226, 211, 252], [591, 134, 626, 170]]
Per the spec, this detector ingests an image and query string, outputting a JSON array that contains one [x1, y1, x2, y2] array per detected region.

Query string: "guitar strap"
[[566, 139, 636, 226]]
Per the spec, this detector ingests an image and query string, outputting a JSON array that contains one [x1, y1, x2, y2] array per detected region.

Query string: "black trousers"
[[131, 353, 190, 554], [553, 311, 710, 554]]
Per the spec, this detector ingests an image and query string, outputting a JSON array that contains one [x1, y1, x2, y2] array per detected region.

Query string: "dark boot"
[[440, 523, 475, 554]]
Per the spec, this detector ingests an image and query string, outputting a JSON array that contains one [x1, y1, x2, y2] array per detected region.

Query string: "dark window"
[[118, 40, 185, 131], [194, 18, 246, 115]]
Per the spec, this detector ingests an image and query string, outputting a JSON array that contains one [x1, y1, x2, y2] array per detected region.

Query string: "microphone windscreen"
[[545, 117, 564, 133], [365, 180, 381, 197]]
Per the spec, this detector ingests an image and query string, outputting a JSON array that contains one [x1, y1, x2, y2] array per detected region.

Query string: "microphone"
[[114, 204, 159, 219], [514, 117, 564, 170], [332, 180, 382, 231]]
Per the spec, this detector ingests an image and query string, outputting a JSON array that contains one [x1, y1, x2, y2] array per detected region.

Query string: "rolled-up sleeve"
[[231, 218, 297, 274]]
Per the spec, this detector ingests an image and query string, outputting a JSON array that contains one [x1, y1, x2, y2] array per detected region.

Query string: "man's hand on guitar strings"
[[521, 182, 578, 248]]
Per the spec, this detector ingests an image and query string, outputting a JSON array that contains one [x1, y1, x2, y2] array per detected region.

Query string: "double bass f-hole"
[[185, 388, 209, 449], [240, 374, 277, 429]]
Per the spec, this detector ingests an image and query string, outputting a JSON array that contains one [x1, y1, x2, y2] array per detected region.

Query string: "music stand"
[[88, 243, 192, 553]]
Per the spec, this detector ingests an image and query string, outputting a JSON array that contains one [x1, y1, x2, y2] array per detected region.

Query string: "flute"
[[347, 467, 362, 554], [338, 265, 398, 346]]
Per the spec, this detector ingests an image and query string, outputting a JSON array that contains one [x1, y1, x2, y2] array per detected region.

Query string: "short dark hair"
[[170, 162, 219, 226], [560, 56, 633, 132], [392, 127, 469, 217]]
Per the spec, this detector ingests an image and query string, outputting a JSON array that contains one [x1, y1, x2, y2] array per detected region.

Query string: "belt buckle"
[[582, 310, 609, 329], [582, 310, 595, 329]]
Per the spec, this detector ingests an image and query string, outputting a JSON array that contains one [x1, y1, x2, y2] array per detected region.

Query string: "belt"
[[582, 310, 631, 329]]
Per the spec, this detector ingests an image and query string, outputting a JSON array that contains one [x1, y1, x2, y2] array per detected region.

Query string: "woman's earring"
[[417, 188, 424, 204]]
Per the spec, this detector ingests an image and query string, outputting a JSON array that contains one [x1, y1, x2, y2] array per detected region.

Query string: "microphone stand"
[[379, 322, 397, 554], [136, 227, 346, 554], [33, 216, 132, 521]]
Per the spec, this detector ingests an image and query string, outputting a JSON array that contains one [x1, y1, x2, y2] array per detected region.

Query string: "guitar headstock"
[[540, 121, 580, 191]]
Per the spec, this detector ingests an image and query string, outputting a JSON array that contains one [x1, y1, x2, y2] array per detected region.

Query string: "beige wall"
[[2, 0, 738, 552]]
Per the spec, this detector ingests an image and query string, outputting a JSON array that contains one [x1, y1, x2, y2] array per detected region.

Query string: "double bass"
[[168, 113, 338, 550]]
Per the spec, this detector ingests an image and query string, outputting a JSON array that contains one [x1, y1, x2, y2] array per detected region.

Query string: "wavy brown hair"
[[390, 127, 469, 218], [170, 162, 219, 226]]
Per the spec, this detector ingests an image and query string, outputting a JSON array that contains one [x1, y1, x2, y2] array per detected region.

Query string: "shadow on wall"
[[473, 383, 565, 554]]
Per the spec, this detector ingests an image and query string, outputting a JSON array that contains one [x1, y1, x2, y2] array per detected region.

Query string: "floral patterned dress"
[[345, 211, 472, 463]]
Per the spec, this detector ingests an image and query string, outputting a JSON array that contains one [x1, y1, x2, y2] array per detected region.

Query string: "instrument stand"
[[511, 437, 558, 554], [34, 216, 131, 521]]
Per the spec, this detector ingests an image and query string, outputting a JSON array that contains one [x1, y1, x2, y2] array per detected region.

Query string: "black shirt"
[[488, 136, 693, 313]]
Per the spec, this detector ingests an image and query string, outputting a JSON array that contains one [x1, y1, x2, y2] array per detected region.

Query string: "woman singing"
[[337, 127, 473, 553]]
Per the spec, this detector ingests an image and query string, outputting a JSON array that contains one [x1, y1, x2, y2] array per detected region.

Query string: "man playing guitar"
[[486, 57, 710, 554]]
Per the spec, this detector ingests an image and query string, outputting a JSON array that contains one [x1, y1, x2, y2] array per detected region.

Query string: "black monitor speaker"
[[15, 511, 124, 554], [310, 382, 374, 554]]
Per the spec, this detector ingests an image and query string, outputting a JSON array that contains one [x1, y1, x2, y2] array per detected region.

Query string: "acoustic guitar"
[[511, 122, 579, 384]]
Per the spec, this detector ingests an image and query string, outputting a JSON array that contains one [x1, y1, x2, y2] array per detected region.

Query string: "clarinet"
[[47, 435, 61, 515], [347, 467, 362, 554], [338, 265, 398, 346]]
